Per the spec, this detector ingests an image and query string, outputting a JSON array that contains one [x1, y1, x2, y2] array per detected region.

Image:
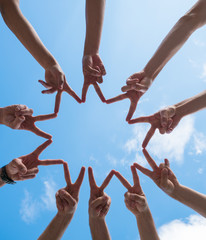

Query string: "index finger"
[[81, 82, 90, 103], [100, 170, 115, 191], [33, 113, 57, 122], [74, 167, 86, 189], [106, 94, 127, 104], [63, 82, 82, 103], [142, 125, 156, 148], [88, 167, 98, 189], [54, 90, 63, 113], [131, 166, 141, 187], [38, 159, 64, 166], [32, 139, 52, 156], [63, 162, 72, 186], [128, 116, 150, 124], [142, 149, 158, 170], [114, 171, 132, 191], [93, 82, 106, 103], [30, 125, 52, 139], [126, 99, 138, 121]]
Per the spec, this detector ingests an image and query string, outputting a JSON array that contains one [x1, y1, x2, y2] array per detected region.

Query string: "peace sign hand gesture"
[[88, 167, 114, 219], [114, 166, 148, 216], [134, 149, 179, 196], [81, 55, 106, 103], [55, 162, 85, 215], [129, 106, 177, 148]]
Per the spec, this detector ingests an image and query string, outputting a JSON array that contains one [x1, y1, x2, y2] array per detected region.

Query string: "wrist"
[[43, 57, 58, 70], [0, 108, 4, 124], [135, 207, 151, 219], [174, 102, 187, 120], [143, 67, 155, 81], [57, 211, 74, 219], [169, 183, 182, 200]]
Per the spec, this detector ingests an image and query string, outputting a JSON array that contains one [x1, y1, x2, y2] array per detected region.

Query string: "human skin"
[[38, 163, 85, 240], [88, 167, 114, 240], [112, 0, 206, 121], [82, 0, 106, 103], [134, 149, 206, 218], [129, 89, 206, 148], [0, 0, 81, 112], [0, 104, 57, 139], [114, 166, 159, 240]]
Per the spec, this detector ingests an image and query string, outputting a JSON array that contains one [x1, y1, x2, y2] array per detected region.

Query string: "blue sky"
[[1, 0, 206, 239]]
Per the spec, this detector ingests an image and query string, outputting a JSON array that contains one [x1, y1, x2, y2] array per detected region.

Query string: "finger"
[[99, 64, 106, 76], [100, 203, 110, 217], [121, 85, 132, 92], [88, 167, 98, 189], [32, 139, 52, 156], [54, 90, 63, 113], [34, 113, 57, 122], [12, 158, 27, 174], [125, 192, 144, 204], [160, 168, 169, 188], [15, 108, 33, 116], [84, 65, 101, 77], [142, 126, 156, 148], [126, 79, 140, 85], [167, 118, 173, 129], [93, 82, 106, 102], [128, 116, 150, 124], [42, 88, 57, 94], [164, 159, 170, 168], [63, 83, 82, 103], [15, 104, 27, 111], [106, 94, 127, 104], [59, 190, 76, 206], [90, 195, 108, 209], [63, 162, 72, 186], [160, 110, 169, 128], [56, 193, 64, 211], [20, 167, 39, 175], [114, 171, 132, 190], [31, 126, 52, 139], [133, 163, 152, 178], [96, 76, 103, 84], [81, 82, 90, 103], [131, 166, 141, 187], [38, 159, 64, 166], [126, 99, 138, 121], [142, 148, 158, 170], [159, 127, 166, 134], [74, 167, 86, 189], [38, 80, 52, 89], [57, 74, 64, 90], [10, 116, 25, 129], [100, 170, 115, 191]]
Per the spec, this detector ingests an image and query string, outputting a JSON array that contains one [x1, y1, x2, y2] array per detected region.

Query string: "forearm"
[[89, 217, 111, 240], [0, 0, 57, 69], [170, 184, 206, 217], [84, 0, 106, 55], [0, 108, 3, 125], [144, 0, 206, 80], [175, 90, 206, 118], [0, 169, 6, 188], [38, 212, 74, 240], [136, 208, 159, 240]]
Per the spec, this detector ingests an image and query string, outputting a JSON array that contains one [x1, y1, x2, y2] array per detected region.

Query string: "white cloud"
[[193, 39, 206, 47], [193, 132, 206, 155], [149, 116, 195, 164], [159, 215, 206, 240], [107, 153, 118, 167], [20, 179, 57, 224], [200, 63, 206, 81], [19, 190, 39, 224], [198, 168, 204, 174], [41, 180, 57, 211]]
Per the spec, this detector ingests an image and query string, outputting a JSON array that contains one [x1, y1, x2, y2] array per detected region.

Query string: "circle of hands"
[[3, 54, 181, 221]]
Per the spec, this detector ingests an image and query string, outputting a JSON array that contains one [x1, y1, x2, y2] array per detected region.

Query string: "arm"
[[84, 0, 106, 55], [89, 216, 111, 240], [144, 0, 206, 80], [170, 184, 206, 218]]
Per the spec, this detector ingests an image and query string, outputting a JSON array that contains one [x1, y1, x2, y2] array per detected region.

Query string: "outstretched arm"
[[84, 0, 106, 55], [144, 0, 206, 80]]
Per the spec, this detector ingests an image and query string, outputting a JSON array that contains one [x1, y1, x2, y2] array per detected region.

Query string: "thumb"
[[160, 168, 169, 189], [11, 116, 25, 129], [13, 159, 27, 174]]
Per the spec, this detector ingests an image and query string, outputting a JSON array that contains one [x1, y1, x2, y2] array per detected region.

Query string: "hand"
[[17, 139, 64, 170], [134, 149, 179, 196], [82, 54, 106, 103], [106, 71, 151, 121], [19, 113, 57, 139], [0, 104, 33, 129], [6, 158, 39, 181], [114, 166, 148, 216], [129, 106, 178, 148], [56, 162, 85, 215], [39, 64, 81, 113], [88, 167, 114, 219]]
